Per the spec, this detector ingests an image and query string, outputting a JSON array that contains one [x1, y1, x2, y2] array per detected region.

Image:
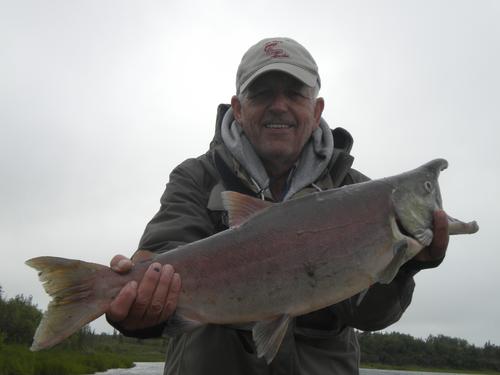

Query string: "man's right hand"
[[106, 254, 181, 331]]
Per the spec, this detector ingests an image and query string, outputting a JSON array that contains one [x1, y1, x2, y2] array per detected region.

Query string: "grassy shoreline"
[[2, 343, 498, 375], [0, 336, 167, 375], [0, 345, 133, 375], [361, 362, 500, 374]]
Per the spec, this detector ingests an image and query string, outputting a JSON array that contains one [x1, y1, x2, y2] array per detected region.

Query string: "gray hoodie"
[[221, 108, 334, 201]]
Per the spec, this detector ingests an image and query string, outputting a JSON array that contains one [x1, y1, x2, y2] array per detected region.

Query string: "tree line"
[[0, 285, 96, 349], [1, 285, 499, 373], [0, 285, 135, 375], [358, 331, 500, 372]]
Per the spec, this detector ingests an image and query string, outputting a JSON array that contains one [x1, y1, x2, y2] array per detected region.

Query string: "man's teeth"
[[265, 124, 292, 129]]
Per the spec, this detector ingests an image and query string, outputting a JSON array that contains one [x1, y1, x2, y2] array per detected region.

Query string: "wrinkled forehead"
[[246, 71, 307, 92]]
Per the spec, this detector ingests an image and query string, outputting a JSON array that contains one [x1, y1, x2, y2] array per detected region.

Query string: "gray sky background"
[[1, 0, 499, 347]]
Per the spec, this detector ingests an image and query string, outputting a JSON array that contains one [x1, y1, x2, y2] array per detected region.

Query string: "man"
[[107, 37, 449, 374]]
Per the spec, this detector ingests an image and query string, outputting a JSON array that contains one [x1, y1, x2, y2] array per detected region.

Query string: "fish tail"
[[25, 256, 114, 351]]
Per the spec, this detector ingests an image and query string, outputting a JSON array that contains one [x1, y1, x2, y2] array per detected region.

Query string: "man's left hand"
[[413, 210, 449, 263]]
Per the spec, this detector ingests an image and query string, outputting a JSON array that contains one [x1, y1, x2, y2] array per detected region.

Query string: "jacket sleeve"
[[334, 271, 416, 331], [109, 157, 218, 338], [137, 157, 218, 254]]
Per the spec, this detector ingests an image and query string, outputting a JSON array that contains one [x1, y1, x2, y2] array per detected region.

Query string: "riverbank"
[[90, 362, 500, 375], [362, 363, 500, 375], [0, 344, 133, 375], [3, 344, 498, 375], [0, 336, 167, 375]]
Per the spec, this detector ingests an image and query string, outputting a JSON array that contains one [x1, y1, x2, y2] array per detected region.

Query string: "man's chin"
[[259, 149, 298, 167]]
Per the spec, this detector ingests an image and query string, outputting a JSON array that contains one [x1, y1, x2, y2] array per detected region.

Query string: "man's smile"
[[264, 123, 295, 129]]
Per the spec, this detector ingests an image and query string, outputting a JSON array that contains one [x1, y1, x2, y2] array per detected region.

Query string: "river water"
[[92, 362, 478, 375], [92, 362, 163, 375], [360, 369, 478, 375]]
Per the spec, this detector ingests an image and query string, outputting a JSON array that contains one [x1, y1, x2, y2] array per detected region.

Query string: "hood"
[[209, 104, 354, 201]]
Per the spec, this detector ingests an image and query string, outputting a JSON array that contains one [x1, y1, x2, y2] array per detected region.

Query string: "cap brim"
[[239, 63, 318, 94]]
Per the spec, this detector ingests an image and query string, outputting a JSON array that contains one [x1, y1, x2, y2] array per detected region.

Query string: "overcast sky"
[[1, 0, 499, 347]]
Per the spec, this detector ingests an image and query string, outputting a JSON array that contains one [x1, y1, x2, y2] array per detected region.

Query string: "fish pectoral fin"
[[252, 314, 292, 364], [221, 191, 273, 227], [163, 313, 204, 337], [377, 240, 409, 284], [355, 288, 370, 306]]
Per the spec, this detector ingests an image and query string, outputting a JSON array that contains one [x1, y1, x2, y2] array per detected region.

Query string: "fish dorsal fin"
[[252, 314, 291, 364], [221, 191, 273, 227]]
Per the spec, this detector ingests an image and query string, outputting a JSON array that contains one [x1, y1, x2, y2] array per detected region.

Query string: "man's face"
[[231, 72, 324, 170]]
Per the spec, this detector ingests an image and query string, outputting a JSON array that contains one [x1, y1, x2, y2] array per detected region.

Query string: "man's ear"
[[313, 97, 325, 129], [231, 95, 242, 122]]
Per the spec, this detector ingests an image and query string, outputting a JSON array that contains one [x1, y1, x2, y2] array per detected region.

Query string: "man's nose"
[[268, 92, 288, 113]]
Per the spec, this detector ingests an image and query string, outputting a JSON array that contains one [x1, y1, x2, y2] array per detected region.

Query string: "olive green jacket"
[[131, 105, 418, 375]]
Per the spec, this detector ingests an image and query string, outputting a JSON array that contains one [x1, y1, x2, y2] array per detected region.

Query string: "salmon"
[[26, 158, 479, 363]]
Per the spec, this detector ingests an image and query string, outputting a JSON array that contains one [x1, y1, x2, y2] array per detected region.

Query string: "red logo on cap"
[[264, 41, 289, 58]]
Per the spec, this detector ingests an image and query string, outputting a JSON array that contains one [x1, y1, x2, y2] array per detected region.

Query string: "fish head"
[[391, 159, 448, 246]]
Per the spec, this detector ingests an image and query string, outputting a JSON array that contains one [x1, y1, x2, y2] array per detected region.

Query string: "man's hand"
[[413, 210, 449, 263], [106, 254, 181, 331]]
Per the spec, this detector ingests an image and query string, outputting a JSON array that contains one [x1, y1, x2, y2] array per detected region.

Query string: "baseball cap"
[[236, 37, 321, 94]]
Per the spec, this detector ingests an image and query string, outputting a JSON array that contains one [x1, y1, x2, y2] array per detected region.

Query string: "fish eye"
[[424, 181, 433, 193]]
